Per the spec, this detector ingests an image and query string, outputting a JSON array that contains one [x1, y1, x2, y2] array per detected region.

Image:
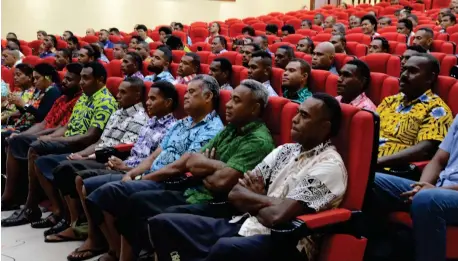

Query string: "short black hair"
[[346, 59, 371, 90], [213, 57, 233, 79], [67, 36, 80, 48], [378, 16, 392, 25], [114, 42, 128, 50], [361, 14, 378, 31], [303, 37, 316, 49], [124, 76, 147, 100], [373, 37, 390, 53], [281, 25, 296, 34], [312, 92, 342, 137], [34, 63, 60, 84], [136, 24, 148, 31], [83, 62, 107, 84], [151, 80, 179, 110], [82, 45, 101, 60], [185, 52, 201, 73], [251, 50, 273, 67], [15, 63, 34, 77], [332, 34, 346, 45], [417, 27, 435, 38], [278, 45, 295, 59], [100, 29, 110, 35], [64, 30, 74, 37], [242, 26, 256, 36], [406, 45, 428, 53], [443, 12, 457, 23], [175, 23, 184, 30], [59, 48, 72, 60], [265, 24, 279, 34], [164, 36, 182, 50], [398, 18, 413, 32], [131, 36, 143, 43], [48, 35, 58, 47], [291, 58, 311, 75], [315, 13, 325, 20], [6, 32, 17, 39], [7, 38, 22, 52], [302, 19, 313, 27], [413, 53, 440, 82], [109, 28, 120, 34], [66, 63, 83, 75], [156, 46, 173, 63], [37, 30, 47, 36], [125, 51, 144, 71], [159, 26, 173, 35], [213, 36, 227, 49], [245, 43, 261, 52]]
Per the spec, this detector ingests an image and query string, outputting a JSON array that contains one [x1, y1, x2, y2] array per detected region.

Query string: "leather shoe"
[[1, 207, 42, 227]]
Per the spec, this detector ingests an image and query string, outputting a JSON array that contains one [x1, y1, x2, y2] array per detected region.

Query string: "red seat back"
[[190, 42, 211, 52], [189, 27, 209, 44], [296, 29, 318, 37], [360, 53, 401, 78], [173, 84, 188, 119], [380, 32, 407, 43], [82, 35, 99, 44], [387, 41, 407, 55], [196, 51, 213, 64], [252, 22, 268, 31], [378, 26, 398, 34], [106, 77, 123, 97], [430, 52, 458, 76], [334, 54, 355, 72], [271, 67, 285, 96], [229, 23, 248, 37], [209, 51, 239, 65], [231, 65, 246, 87], [268, 98, 294, 145], [283, 34, 306, 45], [346, 33, 372, 45], [366, 72, 399, 105], [434, 76, 458, 116], [27, 40, 43, 55], [431, 40, 455, 55], [172, 31, 187, 44], [172, 50, 186, 64], [108, 59, 123, 77], [346, 42, 368, 58], [42, 57, 56, 67], [269, 42, 296, 53], [309, 69, 339, 96], [105, 49, 114, 61], [285, 19, 302, 30], [1, 66, 13, 88], [149, 42, 163, 51], [312, 33, 332, 42]]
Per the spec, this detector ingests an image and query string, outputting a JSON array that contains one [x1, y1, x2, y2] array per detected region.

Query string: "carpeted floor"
[[1, 210, 99, 261]]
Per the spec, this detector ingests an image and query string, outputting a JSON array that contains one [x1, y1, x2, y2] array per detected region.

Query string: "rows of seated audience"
[[1, 1, 458, 261]]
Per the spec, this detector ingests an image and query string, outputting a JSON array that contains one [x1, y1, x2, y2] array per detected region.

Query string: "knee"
[[207, 238, 238, 261], [411, 189, 442, 215], [75, 175, 83, 189]]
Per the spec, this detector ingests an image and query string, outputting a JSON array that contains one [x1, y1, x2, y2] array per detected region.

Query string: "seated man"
[[397, 18, 414, 42], [78, 45, 101, 65], [330, 35, 346, 54], [296, 37, 314, 54], [149, 93, 347, 261], [208, 57, 233, 90], [67, 36, 80, 58], [350, 16, 362, 29], [47, 81, 177, 249], [282, 59, 312, 104], [312, 42, 338, 75], [336, 59, 376, 111], [55, 49, 72, 72], [159, 26, 173, 43], [281, 25, 296, 37], [1, 49, 21, 68], [86, 28, 96, 36], [113, 42, 127, 60], [136, 24, 153, 43], [248, 51, 277, 96], [265, 24, 279, 36], [412, 27, 434, 51], [301, 19, 312, 29], [121, 52, 144, 80], [135, 41, 152, 63], [242, 26, 256, 38], [115, 79, 275, 260], [378, 16, 392, 29], [368, 37, 390, 54], [211, 36, 228, 55], [39, 35, 57, 58], [1, 62, 118, 227], [371, 114, 458, 261], [440, 13, 456, 33], [241, 43, 260, 68], [174, 22, 192, 45], [314, 13, 325, 26], [400, 45, 428, 69], [377, 54, 453, 178], [173, 52, 200, 85], [331, 23, 346, 36], [81, 75, 224, 260], [323, 15, 337, 29], [99, 29, 114, 49], [253, 36, 272, 55], [109, 28, 123, 39], [1, 63, 83, 210], [144, 46, 175, 83], [275, 45, 295, 70]]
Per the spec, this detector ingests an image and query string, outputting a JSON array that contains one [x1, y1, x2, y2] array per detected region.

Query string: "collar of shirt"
[[183, 110, 218, 129], [397, 89, 435, 108], [155, 70, 173, 81], [225, 120, 265, 135], [122, 102, 145, 117], [219, 49, 228, 54], [284, 87, 310, 101], [297, 140, 332, 160], [220, 83, 232, 90], [125, 71, 144, 79], [338, 92, 370, 106], [262, 80, 271, 86], [178, 74, 197, 84], [87, 86, 110, 101], [156, 113, 176, 125]]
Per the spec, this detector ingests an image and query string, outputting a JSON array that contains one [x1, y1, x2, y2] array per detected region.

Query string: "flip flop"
[[67, 247, 107, 261], [44, 233, 82, 243]]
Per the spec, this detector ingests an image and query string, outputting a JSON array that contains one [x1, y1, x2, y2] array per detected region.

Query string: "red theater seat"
[[57, 40, 68, 50], [189, 27, 209, 44], [172, 31, 187, 44], [231, 65, 246, 87], [285, 19, 302, 30], [347, 27, 364, 34], [107, 59, 123, 78], [346, 42, 368, 58], [346, 33, 372, 45], [82, 35, 99, 44], [378, 26, 398, 34], [190, 42, 211, 52], [199, 64, 210, 74], [434, 76, 458, 116], [388, 41, 407, 55], [106, 77, 123, 97], [105, 49, 114, 61], [309, 70, 339, 96], [430, 52, 457, 76], [173, 84, 188, 119], [1, 66, 13, 88], [229, 23, 248, 37], [312, 33, 332, 42], [170, 63, 179, 77], [252, 22, 268, 31], [360, 53, 401, 78], [269, 42, 296, 53], [208, 51, 239, 65], [172, 50, 186, 64], [296, 29, 318, 37], [149, 42, 163, 51], [431, 40, 455, 54], [334, 53, 355, 71], [21, 46, 33, 56], [196, 51, 213, 64], [27, 40, 43, 55], [294, 52, 312, 64], [380, 32, 408, 43], [366, 72, 400, 105]]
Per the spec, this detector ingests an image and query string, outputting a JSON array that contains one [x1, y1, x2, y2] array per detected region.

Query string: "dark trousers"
[[149, 213, 306, 261], [8, 134, 38, 161], [52, 159, 107, 198]]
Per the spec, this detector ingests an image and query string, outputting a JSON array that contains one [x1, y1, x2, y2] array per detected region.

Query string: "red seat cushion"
[[360, 53, 401, 78], [380, 32, 407, 43]]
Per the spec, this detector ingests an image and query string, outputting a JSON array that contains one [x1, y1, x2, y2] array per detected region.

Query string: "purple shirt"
[[124, 71, 145, 80]]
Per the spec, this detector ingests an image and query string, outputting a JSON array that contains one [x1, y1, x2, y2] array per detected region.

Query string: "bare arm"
[[203, 168, 243, 193], [125, 147, 162, 178], [48, 125, 68, 137], [256, 199, 311, 228], [378, 140, 439, 167], [228, 184, 274, 215], [19, 121, 46, 135], [75, 141, 101, 157], [419, 148, 449, 184], [50, 127, 102, 148]]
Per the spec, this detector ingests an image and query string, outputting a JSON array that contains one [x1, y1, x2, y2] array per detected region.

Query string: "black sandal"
[[44, 219, 69, 237], [31, 213, 61, 228]]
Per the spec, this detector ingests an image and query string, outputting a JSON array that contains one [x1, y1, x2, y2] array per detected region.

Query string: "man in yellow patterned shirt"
[[376, 54, 453, 173]]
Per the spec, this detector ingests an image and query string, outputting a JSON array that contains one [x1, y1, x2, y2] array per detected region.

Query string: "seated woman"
[[2, 63, 62, 133]]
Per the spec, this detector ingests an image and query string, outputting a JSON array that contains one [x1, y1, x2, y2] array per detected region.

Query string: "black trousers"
[[149, 213, 306, 261], [8, 134, 38, 161], [52, 159, 107, 198]]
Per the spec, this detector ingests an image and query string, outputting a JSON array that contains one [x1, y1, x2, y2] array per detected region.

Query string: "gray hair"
[[7, 49, 21, 60], [192, 74, 220, 108], [333, 23, 346, 35], [138, 41, 150, 51], [240, 79, 269, 109]]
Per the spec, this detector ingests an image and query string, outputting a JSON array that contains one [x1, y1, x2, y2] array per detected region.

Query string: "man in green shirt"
[[115, 79, 275, 260], [282, 59, 312, 104]]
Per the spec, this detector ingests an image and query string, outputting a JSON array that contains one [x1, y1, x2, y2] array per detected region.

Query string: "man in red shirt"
[[2, 63, 83, 210]]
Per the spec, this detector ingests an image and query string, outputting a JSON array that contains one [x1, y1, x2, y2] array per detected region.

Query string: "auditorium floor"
[[1, 210, 99, 261]]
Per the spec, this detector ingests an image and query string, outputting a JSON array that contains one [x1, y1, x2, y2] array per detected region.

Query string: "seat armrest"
[[114, 143, 134, 152], [296, 208, 352, 229], [412, 161, 429, 171]]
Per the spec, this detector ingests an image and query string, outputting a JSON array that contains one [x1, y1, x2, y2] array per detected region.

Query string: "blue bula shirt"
[[148, 110, 224, 172], [437, 115, 458, 187]]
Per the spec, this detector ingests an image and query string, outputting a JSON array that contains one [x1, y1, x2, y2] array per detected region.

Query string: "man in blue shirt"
[[39, 35, 57, 58], [81, 75, 223, 261], [144, 46, 175, 83], [371, 115, 458, 261], [311, 42, 338, 75], [99, 29, 114, 49]]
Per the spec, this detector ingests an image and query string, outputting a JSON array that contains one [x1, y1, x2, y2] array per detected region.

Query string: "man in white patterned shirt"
[[149, 93, 348, 261], [7, 77, 149, 228], [248, 51, 278, 97]]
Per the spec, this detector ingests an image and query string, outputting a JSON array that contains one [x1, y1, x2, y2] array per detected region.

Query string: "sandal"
[[44, 219, 69, 237], [31, 213, 61, 228], [67, 247, 107, 261], [45, 233, 82, 243]]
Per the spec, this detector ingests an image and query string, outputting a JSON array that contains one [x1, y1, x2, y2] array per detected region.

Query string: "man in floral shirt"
[[173, 53, 199, 85]]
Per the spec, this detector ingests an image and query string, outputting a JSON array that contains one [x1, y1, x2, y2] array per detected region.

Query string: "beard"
[[62, 85, 81, 96], [147, 64, 162, 74]]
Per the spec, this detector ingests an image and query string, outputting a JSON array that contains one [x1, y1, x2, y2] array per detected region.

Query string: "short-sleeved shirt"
[[263, 81, 278, 97], [184, 121, 276, 203], [329, 66, 338, 75], [64, 87, 117, 137], [102, 40, 114, 49], [44, 92, 82, 129], [377, 89, 453, 157], [283, 87, 312, 104], [220, 83, 233, 91], [144, 37, 154, 43], [144, 70, 175, 83], [173, 74, 197, 85], [1, 87, 35, 118], [149, 110, 224, 172], [39, 51, 56, 58], [336, 93, 377, 111], [125, 71, 145, 80], [437, 115, 458, 187], [233, 142, 347, 261], [123, 113, 177, 168], [96, 103, 149, 150]]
